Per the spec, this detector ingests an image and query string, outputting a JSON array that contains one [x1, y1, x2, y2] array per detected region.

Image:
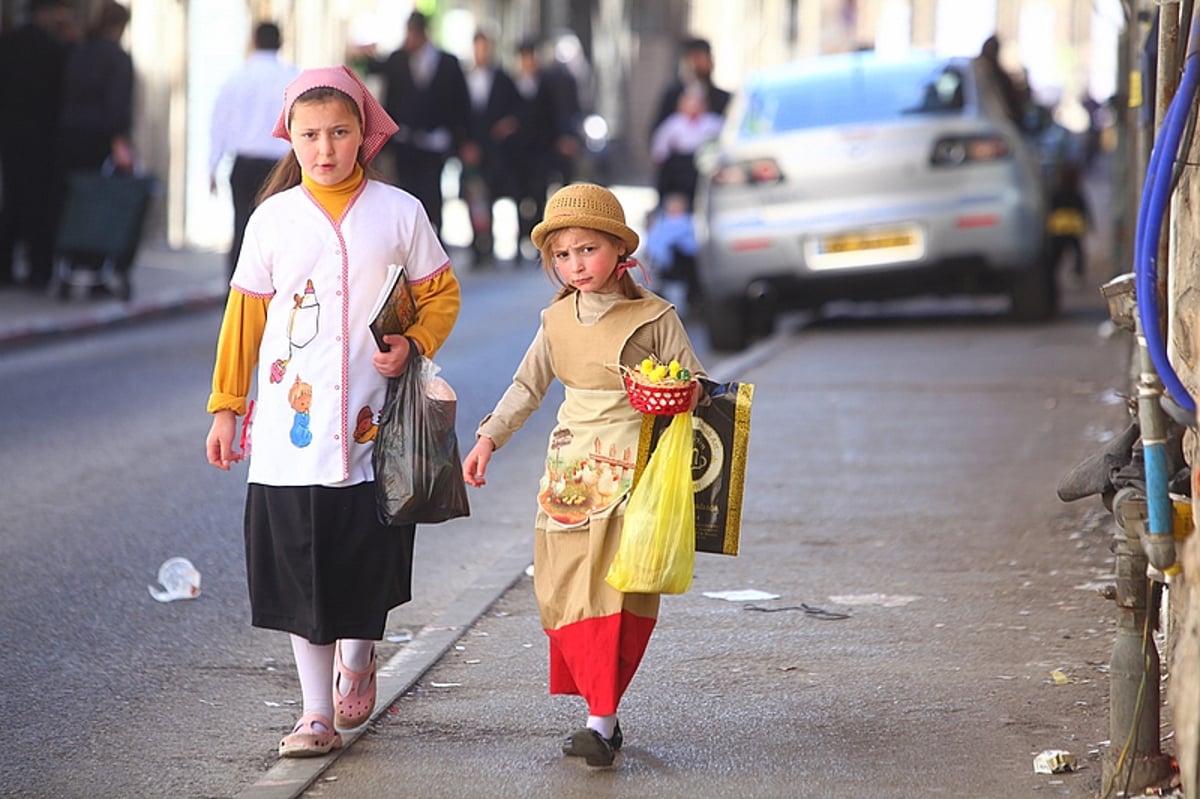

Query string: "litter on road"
[[702, 589, 780, 601]]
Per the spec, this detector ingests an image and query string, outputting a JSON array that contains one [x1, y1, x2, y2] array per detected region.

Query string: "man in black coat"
[[650, 37, 731, 137], [460, 29, 519, 268], [0, 0, 72, 289], [508, 37, 582, 261], [363, 10, 469, 239]]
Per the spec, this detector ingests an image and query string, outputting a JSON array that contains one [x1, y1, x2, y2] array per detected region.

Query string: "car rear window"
[[739, 60, 966, 136]]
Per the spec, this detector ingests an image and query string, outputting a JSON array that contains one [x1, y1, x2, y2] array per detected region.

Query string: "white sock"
[[339, 638, 376, 672], [290, 634, 335, 728], [587, 714, 617, 740]]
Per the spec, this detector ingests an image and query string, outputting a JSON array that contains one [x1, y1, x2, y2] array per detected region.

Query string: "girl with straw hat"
[[463, 182, 707, 766]]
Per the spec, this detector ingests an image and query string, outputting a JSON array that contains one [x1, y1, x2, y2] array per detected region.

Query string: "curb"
[[232, 543, 535, 799], [0, 289, 227, 351]]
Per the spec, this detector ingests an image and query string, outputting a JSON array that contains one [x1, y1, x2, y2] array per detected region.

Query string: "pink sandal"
[[278, 713, 343, 758], [333, 643, 377, 730]]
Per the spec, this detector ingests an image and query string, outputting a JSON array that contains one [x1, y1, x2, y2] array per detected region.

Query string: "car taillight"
[[712, 158, 784, 186], [929, 135, 1010, 166]]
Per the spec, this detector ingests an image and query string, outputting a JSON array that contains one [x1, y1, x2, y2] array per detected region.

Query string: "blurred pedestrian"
[[208, 21, 300, 277], [1046, 161, 1090, 282], [650, 84, 723, 208], [538, 36, 584, 189], [57, 0, 134, 296], [977, 34, 1025, 129], [59, 0, 133, 177], [460, 29, 519, 269], [644, 191, 700, 311], [650, 36, 731, 137], [509, 36, 579, 261], [356, 10, 469, 240], [1080, 92, 1102, 169], [204, 65, 462, 759], [0, 0, 72, 290], [462, 182, 708, 768]]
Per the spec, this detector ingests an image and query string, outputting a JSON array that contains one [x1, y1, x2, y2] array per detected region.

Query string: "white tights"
[[289, 635, 376, 729]]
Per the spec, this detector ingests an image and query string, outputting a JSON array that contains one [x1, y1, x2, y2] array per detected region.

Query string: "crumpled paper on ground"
[[1033, 749, 1077, 774]]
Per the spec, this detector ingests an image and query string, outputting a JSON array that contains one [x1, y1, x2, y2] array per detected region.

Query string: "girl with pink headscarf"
[[204, 66, 461, 757]]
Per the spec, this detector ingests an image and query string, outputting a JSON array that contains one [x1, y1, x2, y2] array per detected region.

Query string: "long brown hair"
[[539, 228, 640, 301], [255, 87, 383, 205]]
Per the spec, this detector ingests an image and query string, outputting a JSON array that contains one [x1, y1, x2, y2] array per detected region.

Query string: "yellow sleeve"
[[206, 291, 269, 415], [406, 268, 461, 358]]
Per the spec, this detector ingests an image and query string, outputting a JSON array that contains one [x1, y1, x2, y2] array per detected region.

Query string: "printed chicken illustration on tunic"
[[539, 427, 635, 526]]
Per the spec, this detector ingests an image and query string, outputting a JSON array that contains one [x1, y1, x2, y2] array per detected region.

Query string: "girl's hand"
[[463, 436, 495, 487], [374, 335, 415, 378], [206, 410, 239, 470], [687, 380, 703, 412]]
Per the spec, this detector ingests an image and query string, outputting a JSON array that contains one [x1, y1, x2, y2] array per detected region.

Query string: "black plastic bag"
[[373, 354, 470, 525]]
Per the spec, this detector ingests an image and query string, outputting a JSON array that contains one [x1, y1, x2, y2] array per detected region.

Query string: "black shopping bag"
[[634, 379, 754, 556], [373, 354, 470, 526]]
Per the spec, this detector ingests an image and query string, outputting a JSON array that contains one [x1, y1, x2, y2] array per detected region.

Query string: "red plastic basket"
[[622, 372, 695, 415]]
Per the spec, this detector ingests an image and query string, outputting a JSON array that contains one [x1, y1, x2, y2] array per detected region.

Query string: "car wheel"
[[747, 295, 778, 340], [706, 294, 751, 352], [1008, 256, 1058, 322]]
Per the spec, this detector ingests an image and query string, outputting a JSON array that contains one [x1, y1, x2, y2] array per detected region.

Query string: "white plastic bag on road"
[[148, 557, 201, 602]]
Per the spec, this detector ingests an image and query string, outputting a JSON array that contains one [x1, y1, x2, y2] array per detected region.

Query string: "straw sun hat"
[[531, 183, 640, 254]]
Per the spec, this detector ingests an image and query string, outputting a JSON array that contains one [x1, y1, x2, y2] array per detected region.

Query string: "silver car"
[[695, 51, 1051, 351]]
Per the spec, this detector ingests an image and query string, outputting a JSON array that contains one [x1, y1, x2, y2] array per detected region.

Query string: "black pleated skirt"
[[244, 482, 415, 645]]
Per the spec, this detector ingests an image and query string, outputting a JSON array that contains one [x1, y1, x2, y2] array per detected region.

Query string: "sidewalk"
[[0, 240, 230, 349]]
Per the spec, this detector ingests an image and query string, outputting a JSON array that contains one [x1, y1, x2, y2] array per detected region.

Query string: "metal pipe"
[[1105, 489, 1176, 792]]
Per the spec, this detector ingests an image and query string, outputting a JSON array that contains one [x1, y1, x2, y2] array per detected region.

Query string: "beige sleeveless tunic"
[[532, 293, 674, 628], [476, 288, 705, 713]]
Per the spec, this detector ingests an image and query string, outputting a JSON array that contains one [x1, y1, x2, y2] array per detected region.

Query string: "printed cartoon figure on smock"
[[270, 278, 321, 384], [353, 405, 378, 443], [288, 375, 314, 447]]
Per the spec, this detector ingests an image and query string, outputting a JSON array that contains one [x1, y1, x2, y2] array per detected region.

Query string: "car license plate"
[[807, 226, 924, 270], [819, 229, 915, 254]]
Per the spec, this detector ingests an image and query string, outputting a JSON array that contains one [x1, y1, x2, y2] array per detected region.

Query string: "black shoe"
[[561, 721, 622, 755], [561, 723, 620, 765]]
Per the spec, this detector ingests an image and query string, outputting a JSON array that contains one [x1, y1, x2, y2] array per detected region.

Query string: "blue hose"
[[1133, 12, 1199, 544], [1135, 14, 1200, 414]]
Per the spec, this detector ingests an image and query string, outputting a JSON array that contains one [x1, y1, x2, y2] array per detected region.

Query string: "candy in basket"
[[620, 357, 696, 416]]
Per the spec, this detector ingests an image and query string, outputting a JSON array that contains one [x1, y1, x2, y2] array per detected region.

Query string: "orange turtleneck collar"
[[301, 163, 365, 222]]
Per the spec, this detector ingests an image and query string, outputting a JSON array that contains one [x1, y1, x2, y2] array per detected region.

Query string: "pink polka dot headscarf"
[[272, 65, 398, 164]]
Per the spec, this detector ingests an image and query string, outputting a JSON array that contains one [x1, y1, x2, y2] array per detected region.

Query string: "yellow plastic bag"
[[606, 411, 696, 594]]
